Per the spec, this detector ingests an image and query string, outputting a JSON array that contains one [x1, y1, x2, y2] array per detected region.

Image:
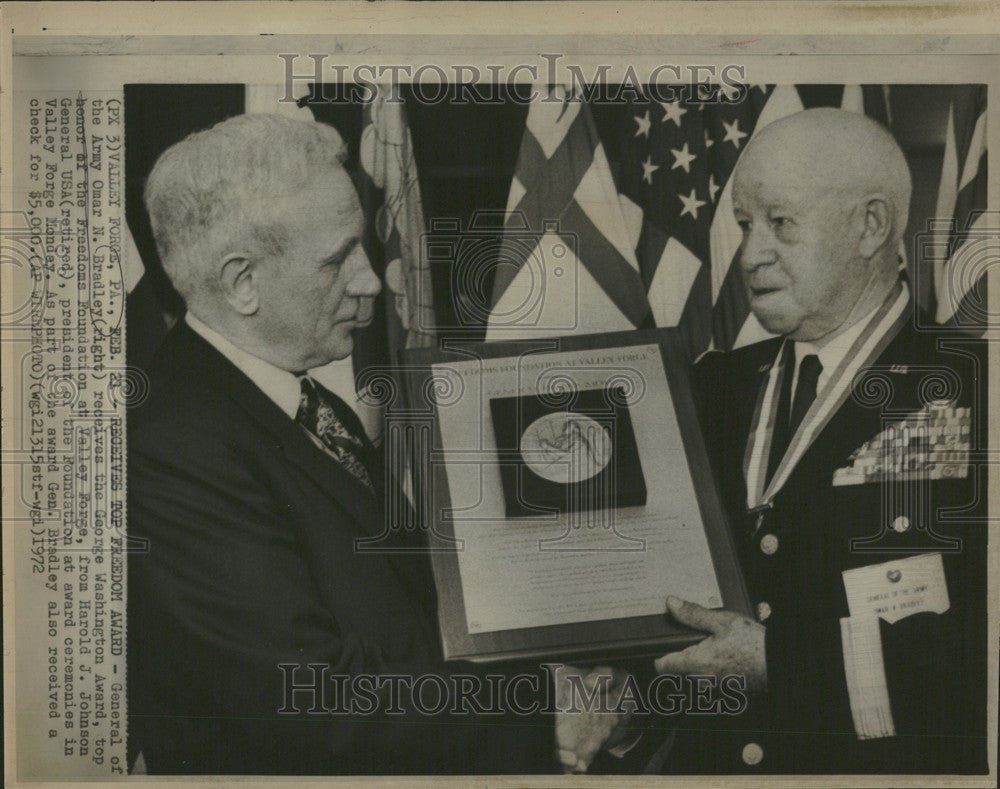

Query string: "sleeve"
[[127, 422, 556, 775], [691, 350, 729, 470]]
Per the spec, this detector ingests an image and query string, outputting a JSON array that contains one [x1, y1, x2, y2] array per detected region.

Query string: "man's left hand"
[[654, 596, 767, 693], [552, 664, 633, 773]]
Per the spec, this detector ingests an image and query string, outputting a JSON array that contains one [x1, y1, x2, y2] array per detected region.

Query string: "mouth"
[[749, 285, 783, 299], [346, 298, 376, 330], [343, 309, 375, 330]]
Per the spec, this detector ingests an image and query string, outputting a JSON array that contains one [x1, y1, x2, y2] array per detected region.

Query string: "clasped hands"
[[552, 595, 766, 773], [552, 663, 634, 774]]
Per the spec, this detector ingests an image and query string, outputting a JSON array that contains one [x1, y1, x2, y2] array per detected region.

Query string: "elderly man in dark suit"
[[127, 113, 629, 775], [656, 108, 988, 774]]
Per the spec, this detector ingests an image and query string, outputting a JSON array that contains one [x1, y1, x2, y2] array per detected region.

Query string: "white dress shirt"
[[184, 313, 380, 442], [186, 312, 302, 418], [789, 293, 899, 403]]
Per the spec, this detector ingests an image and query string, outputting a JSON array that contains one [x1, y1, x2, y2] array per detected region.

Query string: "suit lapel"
[[738, 338, 784, 487], [160, 324, 443, 656], [173, 324, 378, 531]]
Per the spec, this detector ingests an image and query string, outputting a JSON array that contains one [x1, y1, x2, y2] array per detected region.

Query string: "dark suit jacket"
[[127, 323, 556, 775], [670, 313, 988, 774]]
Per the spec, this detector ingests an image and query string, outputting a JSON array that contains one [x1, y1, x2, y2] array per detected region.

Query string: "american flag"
[[488, 84, 891, 358], [931, 85, 989, 330]]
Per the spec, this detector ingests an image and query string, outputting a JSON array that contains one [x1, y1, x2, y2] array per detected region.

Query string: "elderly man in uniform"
[[655, 108, 987, 774], [127, 113, 630, 775]]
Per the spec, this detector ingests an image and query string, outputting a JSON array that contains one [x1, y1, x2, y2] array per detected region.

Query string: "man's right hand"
[[551, 664, 632, 773]]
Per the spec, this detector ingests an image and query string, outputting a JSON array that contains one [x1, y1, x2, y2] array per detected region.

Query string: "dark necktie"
[[295, 375, 375, 493], [789, 354, 823, 438], [765, 349, 822, 485]]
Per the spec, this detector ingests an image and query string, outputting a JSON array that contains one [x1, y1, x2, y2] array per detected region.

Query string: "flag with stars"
[[618, 83, 890, 357], [489, 83, 890, 358], [619, 85, 770, 355]]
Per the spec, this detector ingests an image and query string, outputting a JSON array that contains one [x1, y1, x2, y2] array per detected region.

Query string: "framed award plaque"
[[399, 328, 750, 663]]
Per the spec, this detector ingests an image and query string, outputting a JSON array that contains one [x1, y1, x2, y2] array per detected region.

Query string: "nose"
[[344, 249, 382, 298], [739, 224, 777, 273]]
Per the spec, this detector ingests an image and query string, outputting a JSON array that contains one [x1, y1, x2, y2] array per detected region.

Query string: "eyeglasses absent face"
[[253, 170, 382, 370]]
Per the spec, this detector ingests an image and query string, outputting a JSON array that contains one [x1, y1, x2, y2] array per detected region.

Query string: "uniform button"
[[760, 533, 779, 555], [756, 601, 772, 622], [892, 515, 910, 533], [742, 742, 764, 766]]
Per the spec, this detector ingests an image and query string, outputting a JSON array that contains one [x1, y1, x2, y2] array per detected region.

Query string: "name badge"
[[842, 552, 950, 624], [839, 553, 949, 741]]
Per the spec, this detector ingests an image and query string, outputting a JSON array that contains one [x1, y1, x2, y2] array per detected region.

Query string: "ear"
[[219, 253, 260, 316], [857, 194, 893, 258]]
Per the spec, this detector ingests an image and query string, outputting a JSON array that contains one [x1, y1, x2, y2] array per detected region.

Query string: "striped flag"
[[489, 84, 890, 358], [487, 87, 650, 339], [931, 85, 989, 329]]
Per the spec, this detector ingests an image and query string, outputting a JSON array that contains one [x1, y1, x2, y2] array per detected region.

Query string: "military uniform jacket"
[[673, 312, 988, 775]]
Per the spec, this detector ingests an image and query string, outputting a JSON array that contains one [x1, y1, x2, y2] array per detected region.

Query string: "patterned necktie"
[[295, 375, 374, 493]]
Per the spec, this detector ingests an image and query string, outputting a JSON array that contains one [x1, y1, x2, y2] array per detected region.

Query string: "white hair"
[[143, 113, 349, 303]]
